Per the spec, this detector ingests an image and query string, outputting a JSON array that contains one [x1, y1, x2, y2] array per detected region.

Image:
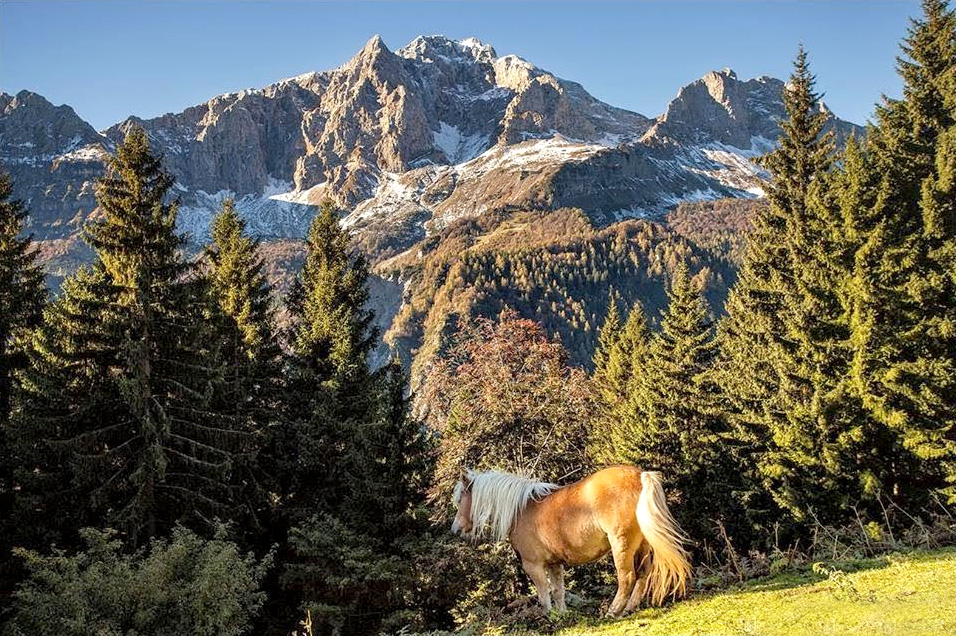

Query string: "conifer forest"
[[0, 2, 954, 635]]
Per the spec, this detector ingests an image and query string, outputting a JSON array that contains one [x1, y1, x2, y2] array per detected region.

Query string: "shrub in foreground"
[[5, 526, 271, 636]]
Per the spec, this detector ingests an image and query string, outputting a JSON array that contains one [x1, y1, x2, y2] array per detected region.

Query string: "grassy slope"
[[519, 549, 955, 636]]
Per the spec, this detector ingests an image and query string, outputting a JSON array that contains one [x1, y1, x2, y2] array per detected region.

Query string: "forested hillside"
[[378, 206, 741, 379]]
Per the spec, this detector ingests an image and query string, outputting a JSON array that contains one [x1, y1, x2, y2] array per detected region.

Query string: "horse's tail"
[[636, 470, 692, 605]]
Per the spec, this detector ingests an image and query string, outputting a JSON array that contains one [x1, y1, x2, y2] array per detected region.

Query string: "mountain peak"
[[3, 89, 54, 111], [396, 34, 497, 65], [714, 67, 738, 80], [359, 34, 390, 56]]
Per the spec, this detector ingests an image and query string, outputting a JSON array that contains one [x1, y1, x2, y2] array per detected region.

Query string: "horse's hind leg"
[[522, 559, 552, 613], [625, 542, 651, 613], [548, 563, 567, 612], [607, 535, 639, 617]]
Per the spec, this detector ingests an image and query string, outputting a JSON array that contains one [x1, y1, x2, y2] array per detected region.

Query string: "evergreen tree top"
[[761, 45, 835, 217], [85, 126, 186, 290], [289, 199, 375, 382], [206, 198, 276, 358], [593, 295, 623, 372], [875, 0, 955, 158]]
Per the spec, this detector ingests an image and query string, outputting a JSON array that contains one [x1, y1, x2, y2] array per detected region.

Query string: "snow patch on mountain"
[[269, 182, 328, 205], [459, 136, 605, 177], [432, 121, 489, 163], [177, 178, 318, 241]]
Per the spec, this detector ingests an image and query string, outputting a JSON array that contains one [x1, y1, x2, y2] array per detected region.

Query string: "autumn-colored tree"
[[422, 308, 593, 496]]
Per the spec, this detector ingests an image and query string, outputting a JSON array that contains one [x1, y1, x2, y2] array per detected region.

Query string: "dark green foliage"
[[0, 171, 46, 603], [288, 200, 375, 382], [589, 298, 651, 464], [206, 199, 280, 383], [16, 127, 241, 545], [5, 526, 270, 636], [0, 172, 45, 421], [595, 264, 745, 545], [280, 361, 435, 634], [717, 47, 878, 525], [204, 199, 281, 536], [275, 201, 434, 635], [276, 200, 377, 523], [853, 0, 956, 498]]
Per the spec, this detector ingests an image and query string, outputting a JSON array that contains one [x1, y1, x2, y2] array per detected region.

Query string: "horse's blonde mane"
[[459, 470, 558, 541]]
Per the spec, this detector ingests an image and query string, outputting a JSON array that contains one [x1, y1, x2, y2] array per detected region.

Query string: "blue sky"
[[1, 1, 920, 131]]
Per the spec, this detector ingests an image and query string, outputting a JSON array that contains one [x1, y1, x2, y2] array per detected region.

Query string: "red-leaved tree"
[[421, 308, 594, 498]]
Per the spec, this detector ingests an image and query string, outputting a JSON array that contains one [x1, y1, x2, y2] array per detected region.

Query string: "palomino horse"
[[451, 465, 691, 616]]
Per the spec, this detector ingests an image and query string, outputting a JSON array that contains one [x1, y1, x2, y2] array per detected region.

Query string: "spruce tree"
[[206, 199, 279, 383], [613, 264, 741, 543], [590, 299, 651, 463], [633, 264, 718, 472], [0, 173, 45, 421], [719, 47, 833, 461], [0, 171, 46, 599], [276, 201, 431, 633], [718, 47, 871, 523], [17, 127, 239, 545], [204, 198, 281, 534], [276, 200, 377, 521], [592, 296, 622, 378], [854, 0, 956, 497]]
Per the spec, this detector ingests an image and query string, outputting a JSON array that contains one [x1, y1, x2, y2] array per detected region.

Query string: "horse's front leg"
[[548, 563, 567, 612], [522, 559, 552, 613]]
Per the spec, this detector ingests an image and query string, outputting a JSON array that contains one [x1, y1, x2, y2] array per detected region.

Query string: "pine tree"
[[206, 199, 279, 381], [753, 139, 921, 523], [614, 264, 742, 542], [17, 127, 239, 545], [0, 173, 45, 421], [276, 201, 432, 633], [590, 299, 651, 463], [0, 171, 46, 598], [288, 200, 375, 384], [634, 264, 718, 472], [346, 357, 433, 536], [276, 200, 377, 521], [854, 0, 956, 497], [719, 46, 834, 458], [717, 47, 880, 523], [204, 198, 281, 535], [592, 295, 622, 376]]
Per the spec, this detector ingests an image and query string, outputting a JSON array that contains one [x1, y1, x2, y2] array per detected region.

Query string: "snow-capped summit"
[[397, 35, 497, 65], [1, 35, 859, 251]]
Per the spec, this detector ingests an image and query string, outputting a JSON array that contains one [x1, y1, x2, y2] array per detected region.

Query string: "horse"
[[450, 465, 691, 616]]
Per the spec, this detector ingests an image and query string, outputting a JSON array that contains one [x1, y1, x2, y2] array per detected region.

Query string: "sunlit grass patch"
[[486, 548, 955, 636]]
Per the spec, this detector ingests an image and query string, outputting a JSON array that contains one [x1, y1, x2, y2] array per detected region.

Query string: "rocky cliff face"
[[0, 35, 860, 254], [0, 91, 110, 237]]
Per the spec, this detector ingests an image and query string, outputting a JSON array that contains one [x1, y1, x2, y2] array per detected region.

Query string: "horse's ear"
[[459, 467, 472, 490]]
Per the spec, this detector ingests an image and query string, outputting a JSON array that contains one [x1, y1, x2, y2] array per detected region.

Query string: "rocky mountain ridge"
[[1, 35, 860, 261]]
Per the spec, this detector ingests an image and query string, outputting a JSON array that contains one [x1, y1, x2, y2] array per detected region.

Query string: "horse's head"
[[450, 469, 474, 537]]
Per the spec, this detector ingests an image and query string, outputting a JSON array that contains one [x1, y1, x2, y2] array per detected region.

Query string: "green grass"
[[503, 548, 955, 636]]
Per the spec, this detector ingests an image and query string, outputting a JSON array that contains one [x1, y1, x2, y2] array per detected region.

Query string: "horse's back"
[[517, 466, 644, 565], [579, 465, 644, 519]]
